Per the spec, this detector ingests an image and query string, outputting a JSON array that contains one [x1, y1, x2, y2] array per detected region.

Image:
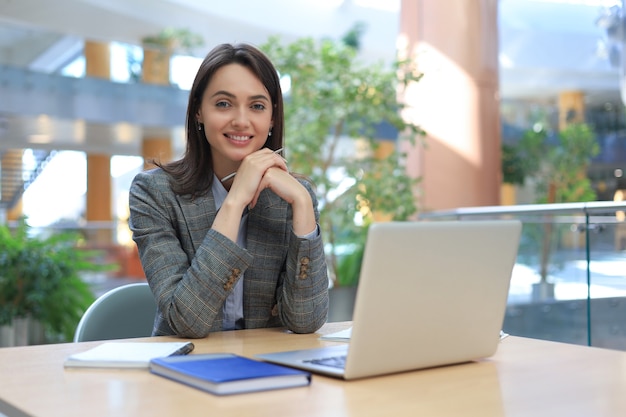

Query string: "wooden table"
[[1, 321, 625, 417]]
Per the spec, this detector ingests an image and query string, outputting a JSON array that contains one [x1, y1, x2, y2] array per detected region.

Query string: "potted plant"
[[139, 27, 204, 84], [0, 218, 105, 346], [141, 27, 204, 55], [260, 25, 424, 319], [505, 123, 600, 299]]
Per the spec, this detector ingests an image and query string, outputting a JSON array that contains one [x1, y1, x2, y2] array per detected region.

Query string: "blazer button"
[[300, 257, 310, 265], [299, 272, 307, 280]]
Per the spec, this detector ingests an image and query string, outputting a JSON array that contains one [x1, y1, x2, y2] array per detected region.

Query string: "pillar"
[[84, 41, 113, 245], [398, 0, 501, 211], [142, 137, 173, 169], [142, 48, 171, 85], [558, 91, 585, 130], [85, 41, 111, 79], [7, 199, 23, 222], [86, 154, 112, 224], [2, 149, 24, 221], [374, 140, 395, 160], [141, 48, 173, 168]]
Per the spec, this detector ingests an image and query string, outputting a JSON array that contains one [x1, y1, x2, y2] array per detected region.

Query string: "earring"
[[198, 123, 203, 131], [268, 128, 272, 137]]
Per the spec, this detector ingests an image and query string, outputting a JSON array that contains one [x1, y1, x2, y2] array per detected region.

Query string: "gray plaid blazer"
[[128, 168, 329, 338]]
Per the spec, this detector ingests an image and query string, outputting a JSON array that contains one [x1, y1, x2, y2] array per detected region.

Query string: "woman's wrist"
[[291, 192, 316, 236]]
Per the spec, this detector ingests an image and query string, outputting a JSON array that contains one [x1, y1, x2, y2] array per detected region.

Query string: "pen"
[[220, 148, 284, 183], [171, 342, 195, 356]]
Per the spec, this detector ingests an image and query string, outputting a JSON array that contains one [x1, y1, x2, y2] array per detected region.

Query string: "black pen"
[[170, 342, 195, 356]]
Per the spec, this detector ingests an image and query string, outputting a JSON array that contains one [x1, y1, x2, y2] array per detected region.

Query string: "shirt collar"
[[211, 174, 228, 211]]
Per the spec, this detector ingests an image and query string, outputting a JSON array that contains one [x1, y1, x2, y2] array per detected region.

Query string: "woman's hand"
[[250, 166, 316, 236], [227, 148, 288, 208], [213, 148, 290, 242]]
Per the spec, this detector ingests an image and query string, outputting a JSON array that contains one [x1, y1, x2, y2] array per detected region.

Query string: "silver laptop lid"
[[343, 220, 521, 379]]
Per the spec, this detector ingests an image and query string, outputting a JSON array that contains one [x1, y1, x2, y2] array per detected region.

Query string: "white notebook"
[[320, 327, 352, 342], [64, 341, 194, 369]]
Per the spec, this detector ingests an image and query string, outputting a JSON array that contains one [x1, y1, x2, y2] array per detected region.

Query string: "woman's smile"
[[197, 63, 274, 176]]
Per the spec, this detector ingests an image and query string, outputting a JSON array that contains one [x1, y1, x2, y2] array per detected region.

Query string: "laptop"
[[256, 220, 522, 380]]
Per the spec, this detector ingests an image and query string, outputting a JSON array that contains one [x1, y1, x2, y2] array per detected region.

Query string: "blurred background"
[[3, 0, 626, 347]]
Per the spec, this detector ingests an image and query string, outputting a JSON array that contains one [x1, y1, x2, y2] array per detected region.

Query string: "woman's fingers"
[[230, 148, 289, 205], [249, 167, 299, 209]]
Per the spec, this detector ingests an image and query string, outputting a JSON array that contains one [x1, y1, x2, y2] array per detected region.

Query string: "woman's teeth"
[[227, 134, 251, 141]]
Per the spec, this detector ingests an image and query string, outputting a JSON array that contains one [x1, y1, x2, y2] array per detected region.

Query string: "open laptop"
[[256, 220, 522, 380]]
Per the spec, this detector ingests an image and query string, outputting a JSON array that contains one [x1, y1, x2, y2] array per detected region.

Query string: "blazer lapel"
[[176, 192, 218, 252], [246, 190, 284, 250]]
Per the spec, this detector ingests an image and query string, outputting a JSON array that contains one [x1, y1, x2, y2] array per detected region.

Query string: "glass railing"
[[419, 201, 626, 351], [7, 203, 626, 350]]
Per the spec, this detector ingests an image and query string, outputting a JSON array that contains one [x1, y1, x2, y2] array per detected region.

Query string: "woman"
[[129, 43, 329, 338]]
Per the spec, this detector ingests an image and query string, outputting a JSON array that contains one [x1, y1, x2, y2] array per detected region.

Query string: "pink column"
[[399, 0, 501, 211]]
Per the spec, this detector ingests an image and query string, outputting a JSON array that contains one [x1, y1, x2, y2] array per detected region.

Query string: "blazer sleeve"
[[128, 169, 253, 338], [275, 180, 329, 333]]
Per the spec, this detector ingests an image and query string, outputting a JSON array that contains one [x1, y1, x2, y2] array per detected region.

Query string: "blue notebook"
[[149, 353, 311, 395]]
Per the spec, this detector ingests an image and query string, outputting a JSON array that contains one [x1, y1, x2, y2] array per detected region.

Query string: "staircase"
[[0, 149, 56, 212]]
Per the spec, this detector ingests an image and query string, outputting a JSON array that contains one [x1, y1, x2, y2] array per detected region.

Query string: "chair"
[[73, 282, 157, 342]]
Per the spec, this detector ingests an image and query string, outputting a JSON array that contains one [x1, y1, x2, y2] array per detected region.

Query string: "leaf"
[[0, 217, 110, 341]]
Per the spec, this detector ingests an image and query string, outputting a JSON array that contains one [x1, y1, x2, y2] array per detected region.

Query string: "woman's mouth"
[[225, 134, 252, 142]]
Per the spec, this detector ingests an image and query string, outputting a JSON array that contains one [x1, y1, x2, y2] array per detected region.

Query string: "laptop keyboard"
[[304, 355, 347, 369]]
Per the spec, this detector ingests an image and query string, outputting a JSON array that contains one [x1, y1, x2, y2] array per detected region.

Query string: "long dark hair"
[[156, 43, 285, 198]]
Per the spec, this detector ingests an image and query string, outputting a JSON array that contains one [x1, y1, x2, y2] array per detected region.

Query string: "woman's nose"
[[231, 107, 251, 128]]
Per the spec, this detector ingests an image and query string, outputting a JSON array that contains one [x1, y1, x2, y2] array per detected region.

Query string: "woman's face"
[[197, 63, 273, 176]]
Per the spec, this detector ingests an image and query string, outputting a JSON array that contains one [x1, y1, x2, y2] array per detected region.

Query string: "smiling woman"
[[195, 62, 275, 182], [127, 43, 330, 339], [129, 44, 328, 338]]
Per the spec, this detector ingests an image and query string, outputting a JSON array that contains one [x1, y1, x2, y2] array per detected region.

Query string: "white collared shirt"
[[211, 176, 246, 331]]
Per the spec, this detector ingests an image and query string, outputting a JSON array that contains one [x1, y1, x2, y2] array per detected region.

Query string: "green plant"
[[141, 28, 204, 54], [261, 25, 424, 286], [0, 218, 104, 342], [505, 122, 600, 290], [137, 28, 205, 84], [516, 123, 599, 203], [501, 143, 526, 186]]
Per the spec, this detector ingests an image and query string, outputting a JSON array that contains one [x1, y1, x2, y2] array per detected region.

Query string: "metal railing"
[[420, 201, 626, 351]]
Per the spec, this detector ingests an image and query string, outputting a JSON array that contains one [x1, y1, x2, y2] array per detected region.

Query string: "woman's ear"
[[195, 111, 204, 131]]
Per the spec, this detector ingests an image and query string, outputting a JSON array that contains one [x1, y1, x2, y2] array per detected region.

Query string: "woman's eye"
[[216, 101, 230, 108], [251, 103, 266, 111]]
